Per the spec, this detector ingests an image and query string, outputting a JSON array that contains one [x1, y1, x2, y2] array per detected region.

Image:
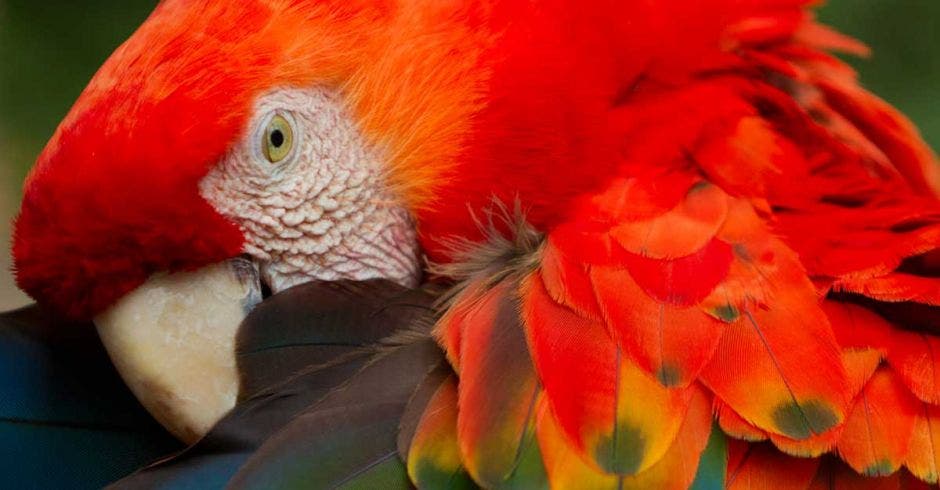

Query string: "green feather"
[[689, 424, 728, 490], [227, 338, 442, 489], [335, 453, 411, 490]]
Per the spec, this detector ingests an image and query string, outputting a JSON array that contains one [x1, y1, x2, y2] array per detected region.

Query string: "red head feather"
[[13, 0, 499, 318], [12, 0, 398, 318]]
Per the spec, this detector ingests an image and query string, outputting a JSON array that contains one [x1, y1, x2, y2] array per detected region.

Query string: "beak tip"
[[94, 258, 262, 443]]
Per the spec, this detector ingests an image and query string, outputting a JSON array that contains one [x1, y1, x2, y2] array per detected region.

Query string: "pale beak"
[[93, 258, 263, 443]]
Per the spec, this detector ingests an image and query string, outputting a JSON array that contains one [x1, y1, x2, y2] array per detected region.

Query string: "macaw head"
[[14, 0, 490, 318], [13, 0, 501, 440]]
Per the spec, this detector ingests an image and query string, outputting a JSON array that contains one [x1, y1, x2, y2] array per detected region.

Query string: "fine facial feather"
[[200, 87, 421, 293]]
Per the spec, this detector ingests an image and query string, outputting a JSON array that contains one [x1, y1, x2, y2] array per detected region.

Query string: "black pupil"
[[270, 129, 284, 148]]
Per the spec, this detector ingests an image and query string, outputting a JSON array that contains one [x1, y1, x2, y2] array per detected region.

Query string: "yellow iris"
[[261, 114, 294, 163]]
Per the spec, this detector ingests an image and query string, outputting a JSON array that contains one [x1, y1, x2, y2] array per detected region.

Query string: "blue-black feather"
[[0, 306, 179, 490]]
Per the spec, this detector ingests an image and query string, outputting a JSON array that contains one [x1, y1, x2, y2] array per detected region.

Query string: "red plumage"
[[11, 0, 940, 487], [415, 0, 940, 486]]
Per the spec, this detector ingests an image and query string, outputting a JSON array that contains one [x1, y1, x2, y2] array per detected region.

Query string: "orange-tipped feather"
[[700, 289, 850, 440], [888, 331, 940, 405], [836, 368, 919, 477], [765, 349, 883, 458], [905, 402, 940, 484], [717, 400, 769, 443]]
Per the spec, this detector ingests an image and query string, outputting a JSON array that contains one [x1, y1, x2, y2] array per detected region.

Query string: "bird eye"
[[261, 114, 294, 163]]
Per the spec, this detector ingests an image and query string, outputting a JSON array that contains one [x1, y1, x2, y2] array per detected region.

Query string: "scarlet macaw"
[[8, 0, 940, 488]]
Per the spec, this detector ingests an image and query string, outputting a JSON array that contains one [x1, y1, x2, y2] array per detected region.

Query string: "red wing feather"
[[540, 238, 603, 321], [610, 182, 729, 260], [836, 273, 940, 306], [591, 265, 724, 387], [727, 441, 821, 490], [523, 273, 694, 476]]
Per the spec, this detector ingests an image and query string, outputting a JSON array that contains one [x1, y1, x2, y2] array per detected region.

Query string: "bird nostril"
[[260, 277, 273, 299], [233, 254, 271, 299]]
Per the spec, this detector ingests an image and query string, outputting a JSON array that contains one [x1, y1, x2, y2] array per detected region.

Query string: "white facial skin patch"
[[200, 87, 421, 292]]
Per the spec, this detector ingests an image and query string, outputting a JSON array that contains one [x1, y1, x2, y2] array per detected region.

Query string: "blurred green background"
[[0, 0, 938, 309]]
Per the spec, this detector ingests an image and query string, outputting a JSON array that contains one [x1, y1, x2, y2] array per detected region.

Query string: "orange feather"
[[905, 402, 940, 484], [765, 350, 881, 458], [888, 330, 940, 405], [716, 400, 769, 443], [700, 290, 849, 440], [836, 368, 919, 477], [842, 349, 886, 401], [824, 302, 894, 354]]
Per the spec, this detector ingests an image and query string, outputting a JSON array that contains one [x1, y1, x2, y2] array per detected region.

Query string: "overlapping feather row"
[[402, 9, 940, 489]]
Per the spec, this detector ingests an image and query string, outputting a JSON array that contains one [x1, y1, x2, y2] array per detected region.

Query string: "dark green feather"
[[227, 337, 443, 489], [236, 280, 436, 399], [113, 280, 439, 489], [397, 361, 454, 462]]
